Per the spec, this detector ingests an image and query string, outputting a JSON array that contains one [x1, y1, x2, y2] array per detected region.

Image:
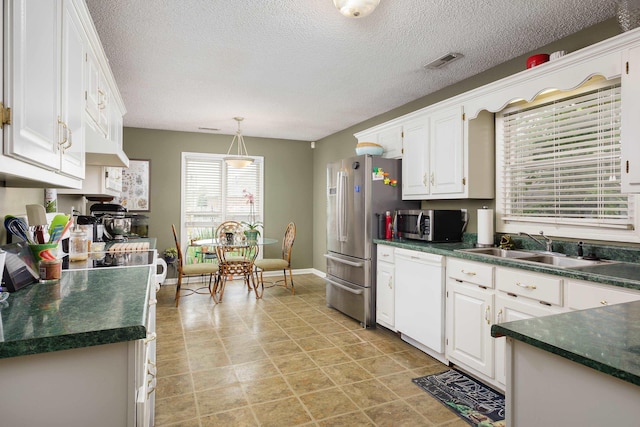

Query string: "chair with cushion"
[[254, 222, 296, 297], [172, 224, 219, 307]]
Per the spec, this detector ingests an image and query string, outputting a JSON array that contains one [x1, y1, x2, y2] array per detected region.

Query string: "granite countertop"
[[0, 266, 153, 359], [491, 302, 640, 387]]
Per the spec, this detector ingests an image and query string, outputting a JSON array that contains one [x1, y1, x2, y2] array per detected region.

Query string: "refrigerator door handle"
[[324, 253, 365, 267], [325, 278, 365, 295], [336, 171, 348, 242]]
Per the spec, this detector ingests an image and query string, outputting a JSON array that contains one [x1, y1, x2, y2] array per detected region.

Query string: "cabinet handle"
[[388, 276, 393, 290], [63, 128, 72, 152], [57, 118, 67, 149], [515, 282, 537, 290], [423, 173, 428, 187], [600, 300, 608, 306], [430, 173, 435, 185], [497, 309, 503, 323], [461, 269, 476, 276], [144, 332, 157, 344], [98, 89, 106, 109], [485, 306, 491, 324]]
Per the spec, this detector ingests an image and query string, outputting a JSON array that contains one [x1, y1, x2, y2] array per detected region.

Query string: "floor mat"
[[412, 369, 506, 427]]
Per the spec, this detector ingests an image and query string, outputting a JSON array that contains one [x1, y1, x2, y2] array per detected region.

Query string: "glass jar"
[[69, 230, 88, 262]]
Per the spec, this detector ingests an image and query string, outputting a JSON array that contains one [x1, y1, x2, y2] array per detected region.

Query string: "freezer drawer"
[[325, 252, 370, 287], [325, 275, 372, 327]]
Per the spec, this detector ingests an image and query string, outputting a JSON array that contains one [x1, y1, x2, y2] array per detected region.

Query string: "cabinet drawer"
[[567, 280, 640, 310], [496, 268, 562, 306], [447, 258, 494, 288], [377, 245, 395, 263]]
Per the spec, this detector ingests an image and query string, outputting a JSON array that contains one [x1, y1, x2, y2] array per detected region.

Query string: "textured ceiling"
[[85, 0, 619, 142]]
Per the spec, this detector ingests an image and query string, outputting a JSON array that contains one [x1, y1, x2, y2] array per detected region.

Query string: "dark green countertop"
[[0, 266, 153, 359], [491, 302, 640, 387]]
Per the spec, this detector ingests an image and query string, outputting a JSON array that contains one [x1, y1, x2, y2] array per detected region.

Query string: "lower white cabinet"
[[376, 245, 395, 330], [566, 279, 640, 310], [395, 248, 445, 360]]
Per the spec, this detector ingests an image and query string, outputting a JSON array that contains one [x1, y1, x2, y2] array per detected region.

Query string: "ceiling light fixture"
[[224, 117, 254, 168], [333, 0, 380, 18]]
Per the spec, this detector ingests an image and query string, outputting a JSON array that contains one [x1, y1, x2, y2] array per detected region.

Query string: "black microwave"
[[395, 209, 467, 242]]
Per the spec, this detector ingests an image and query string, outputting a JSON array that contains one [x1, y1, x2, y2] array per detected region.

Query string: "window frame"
[[495, 77, 640, 243]]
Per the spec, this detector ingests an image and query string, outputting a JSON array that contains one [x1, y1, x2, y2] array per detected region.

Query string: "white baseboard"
[[160, 268, 325, 286]]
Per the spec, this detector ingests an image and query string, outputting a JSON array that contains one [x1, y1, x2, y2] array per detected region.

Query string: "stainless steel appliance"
[[395, 209, 467, 242], [89, 203, 129, 241], [325, 155, 418, 327]]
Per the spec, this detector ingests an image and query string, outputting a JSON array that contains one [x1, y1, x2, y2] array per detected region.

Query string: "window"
[[496, 78, 638, 242], [180, 152, 264, 244]]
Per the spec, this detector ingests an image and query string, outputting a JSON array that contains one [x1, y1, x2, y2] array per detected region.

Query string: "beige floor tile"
[[200, 406, 258, 426], [296, 335, 335, 351], [322, 361, 373, 385], [261, 339, 303, 358], [271, 352, 316, 375], [358, 354, 407, 377], [284, 325, 321, 339], [317, 411, 374, 426], [241, 375, 293, 404], [189, 349, 231, 371], [299, 387, 359, 420], [252, 396, 312, 427], [364, 400, 430, 426], [221, 334, 261, 351], [285, 367, 336, 394], [154, 393, 198, 426], [156, 341, 188, 363], [196, 384, 248, 417], [185, 337, 225, 354], [156, 373, 194, 399], [192, 365, 239, 392], [234, 359, 281, 382], [379, 371, 425, 398], [325, 331, 365, 346], [389, 349, 440, 370], [341, 342, 384, 360], [340, 379, 397, 409], [307, 347, 352, 367], [313, 321, 349, 335], [227, 344, 268, 365], [157, 355, 192, 378]]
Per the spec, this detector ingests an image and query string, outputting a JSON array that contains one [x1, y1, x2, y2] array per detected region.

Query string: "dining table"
[[193, 237, 277, 302]]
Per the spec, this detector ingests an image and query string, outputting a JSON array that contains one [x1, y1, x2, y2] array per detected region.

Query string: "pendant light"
[[224, 117, 254, 168], [333, 0, 380, 18]]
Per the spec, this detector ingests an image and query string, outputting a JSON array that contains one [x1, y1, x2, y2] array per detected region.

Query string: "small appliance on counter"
[[89, 203, 130, 242], [395, 209, 467, 242]]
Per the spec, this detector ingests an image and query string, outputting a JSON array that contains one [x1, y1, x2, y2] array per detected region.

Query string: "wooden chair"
[[210, 221, 259, 302], [254, 222, 296, 297], [172, 224, 219, 307]]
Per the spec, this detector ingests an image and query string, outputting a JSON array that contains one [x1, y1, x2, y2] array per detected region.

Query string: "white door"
[[59, 0, 85, 179], [446, 281, 494, 377], [395, 250, 444, 352], [401, 116, 430, 199], [4, 0, 60, 170], [376, 261, 395, 330], [430, 106, 464, 195]]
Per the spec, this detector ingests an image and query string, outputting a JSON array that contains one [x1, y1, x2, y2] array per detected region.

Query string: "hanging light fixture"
[[333, 0, 380, 18], [224, 117, 254, 168]]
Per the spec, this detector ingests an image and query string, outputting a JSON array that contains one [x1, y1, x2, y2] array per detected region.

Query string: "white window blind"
[[182, 153, 263, 241], [499, 81, 633, 229]]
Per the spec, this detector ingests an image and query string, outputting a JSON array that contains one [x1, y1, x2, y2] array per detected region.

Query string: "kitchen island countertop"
[[0, 265, 153, 359]]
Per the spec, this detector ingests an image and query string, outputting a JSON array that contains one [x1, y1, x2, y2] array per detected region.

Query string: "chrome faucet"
[[518, 231, 553, 252]]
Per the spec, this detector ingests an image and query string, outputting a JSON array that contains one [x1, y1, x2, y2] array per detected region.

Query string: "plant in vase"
[[163, 247, 178, 263], [242, 189, 262, 241]]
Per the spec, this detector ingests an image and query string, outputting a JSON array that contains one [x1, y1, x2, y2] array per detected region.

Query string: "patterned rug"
[[412, 369, 506, 427]]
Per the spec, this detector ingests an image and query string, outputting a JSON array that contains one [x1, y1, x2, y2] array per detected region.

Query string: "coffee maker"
[[89, 203, 129, 241]]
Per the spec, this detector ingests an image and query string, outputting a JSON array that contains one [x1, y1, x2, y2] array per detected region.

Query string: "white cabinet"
[[376, 245, 395, 330], [85, 48, 109, 137], [566, 279, 640, 310], [4, 0, 85, 180], [402, 106, 494, 200], [622, 45, 640, 193], [57, 165, 122, 197], [395, 248, 446, 361], [355, 124, 403, 159], [446, 258, 495, 378]]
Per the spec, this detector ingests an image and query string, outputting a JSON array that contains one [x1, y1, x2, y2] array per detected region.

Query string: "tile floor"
[[154, 274, 467, 426]]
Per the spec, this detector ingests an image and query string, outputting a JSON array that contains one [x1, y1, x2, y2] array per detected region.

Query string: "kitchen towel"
[[477, 207, 494, 246]]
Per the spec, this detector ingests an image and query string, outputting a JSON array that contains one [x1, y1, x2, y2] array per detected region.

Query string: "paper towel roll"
[[477, 208, 494, 246]]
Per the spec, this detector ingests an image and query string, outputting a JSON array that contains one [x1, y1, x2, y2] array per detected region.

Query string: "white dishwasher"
[[394, 248, 446, 363]]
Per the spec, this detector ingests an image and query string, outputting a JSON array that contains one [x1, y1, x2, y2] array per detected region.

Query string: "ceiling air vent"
[[424, 52, 463, 69]]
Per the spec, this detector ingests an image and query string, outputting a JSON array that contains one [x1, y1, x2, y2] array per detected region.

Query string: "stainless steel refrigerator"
[[325, 155, 419, 327]]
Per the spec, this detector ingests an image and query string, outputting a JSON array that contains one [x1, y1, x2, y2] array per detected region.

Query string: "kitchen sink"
[[456, 247, 618, 269]]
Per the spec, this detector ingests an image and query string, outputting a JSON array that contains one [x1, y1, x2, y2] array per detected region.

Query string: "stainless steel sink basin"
[[456, 247, 536, 258], [456, 247, 618, 269]]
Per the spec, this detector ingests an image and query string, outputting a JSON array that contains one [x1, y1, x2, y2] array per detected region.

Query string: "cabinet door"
[[377, 125, 403, 159], [401, 116, 430, 199], [59, 0, 85, 179], [622, 45, 640, 192], [494, 294, 562, 386], [85, 49, 109, 136], [105, 166, 123, 193], [376, 261, 395, 330], [4, 0, 60, 170], [430, 106, 464, 195], [446, 280, 494, 377]]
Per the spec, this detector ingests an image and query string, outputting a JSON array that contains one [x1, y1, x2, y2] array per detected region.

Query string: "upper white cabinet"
[[355, 124, 403, 159], [402, 106, 494, 200], [4, 0, 85, 181], [622, 45, 640, 193], [57, 165, 122, 198]]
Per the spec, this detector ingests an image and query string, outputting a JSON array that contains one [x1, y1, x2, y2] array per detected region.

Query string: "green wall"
[[122, 127, 314, 267], [311, 18, 622, 271]]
